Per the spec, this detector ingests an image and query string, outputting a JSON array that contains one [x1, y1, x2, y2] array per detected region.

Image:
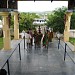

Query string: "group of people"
[[21, 27, 53, 49], [21, 28, 33, 48]]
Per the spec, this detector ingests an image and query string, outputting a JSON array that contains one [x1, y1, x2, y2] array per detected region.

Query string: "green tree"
[[19, 12, 39, 32], [70, 12, 75, 29], [46, 6, 67, 33], [10, 12, 39, 32]]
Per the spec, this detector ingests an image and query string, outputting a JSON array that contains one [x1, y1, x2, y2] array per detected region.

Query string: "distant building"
[[33, 18, 47, 33], [69, 30, 75, 38], [33, 18, 47, 25]]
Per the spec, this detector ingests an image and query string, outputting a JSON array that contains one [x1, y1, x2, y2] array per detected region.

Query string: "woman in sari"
[[42, 31, 48, 48], [33, 30, 38, 45]]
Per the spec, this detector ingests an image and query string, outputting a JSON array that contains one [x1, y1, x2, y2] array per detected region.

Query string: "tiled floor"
[[0, 39, 75, 75]]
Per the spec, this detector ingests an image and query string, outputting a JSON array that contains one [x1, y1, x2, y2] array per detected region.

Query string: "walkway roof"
[[0, 0, 74, 12], [18, 0, 68, 1]]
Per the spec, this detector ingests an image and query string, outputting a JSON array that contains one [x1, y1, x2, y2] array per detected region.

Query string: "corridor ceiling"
[[18, 0, 67, 1], [0, 0, 75, 11]]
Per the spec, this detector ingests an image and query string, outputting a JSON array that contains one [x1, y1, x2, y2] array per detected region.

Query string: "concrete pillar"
[[13, 11, 19, 40], [0, 12, 11, 50], [64, 12, 72, 42]]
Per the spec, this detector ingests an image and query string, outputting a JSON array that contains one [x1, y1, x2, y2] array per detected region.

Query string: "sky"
[[18, 1, 68, 12]]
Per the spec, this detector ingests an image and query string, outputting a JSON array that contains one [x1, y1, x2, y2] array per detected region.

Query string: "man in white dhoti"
[[21, 30, 31, 49], [25, 31, 31, 49], [21, 30, 25, 39]]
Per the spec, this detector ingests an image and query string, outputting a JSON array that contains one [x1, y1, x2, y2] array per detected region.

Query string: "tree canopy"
[[10, 12, 40, 32], [46, 6, 67, 33], [19, 12, 40, 32], [70, 12, 75, 29]]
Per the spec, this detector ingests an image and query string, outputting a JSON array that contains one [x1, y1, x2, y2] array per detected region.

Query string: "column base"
[[3, 48, 11, 50]]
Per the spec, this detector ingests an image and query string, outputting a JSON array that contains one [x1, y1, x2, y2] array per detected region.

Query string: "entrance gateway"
[[0, 0, 74, 50]]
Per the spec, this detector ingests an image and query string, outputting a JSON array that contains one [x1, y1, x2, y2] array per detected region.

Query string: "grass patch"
[[69, 37, 75, 45], [0, 37, 3, 50]]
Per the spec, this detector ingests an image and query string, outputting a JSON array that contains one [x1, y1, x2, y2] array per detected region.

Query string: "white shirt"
[[25, 33, 31, 43]]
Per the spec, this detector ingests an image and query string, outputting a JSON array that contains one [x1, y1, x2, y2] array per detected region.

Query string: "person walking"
[[42, 31, 48, 48], [29, 28, 33, 46]]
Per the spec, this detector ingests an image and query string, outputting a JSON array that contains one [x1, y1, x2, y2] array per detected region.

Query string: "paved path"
[[0, 39, 75, 75]]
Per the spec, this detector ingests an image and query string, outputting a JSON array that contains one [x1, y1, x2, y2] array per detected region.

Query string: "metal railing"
[[0, 34, 26, 75], [58, 38, 75, 64]]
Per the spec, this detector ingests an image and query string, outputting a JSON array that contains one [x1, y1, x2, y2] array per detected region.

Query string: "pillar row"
[[0, 12, 11, 50], [13, 11, 19, 40], [64, 12, 72, 42]]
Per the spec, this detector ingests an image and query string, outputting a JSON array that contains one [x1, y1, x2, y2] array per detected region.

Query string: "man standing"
[[29, 28, 33, 46]]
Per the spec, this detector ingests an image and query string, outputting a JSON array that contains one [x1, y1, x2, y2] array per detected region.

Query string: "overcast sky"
[[18, 1, 68, 12]]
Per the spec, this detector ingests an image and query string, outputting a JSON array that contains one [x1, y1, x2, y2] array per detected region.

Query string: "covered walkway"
[[0, 38, 75, 75]]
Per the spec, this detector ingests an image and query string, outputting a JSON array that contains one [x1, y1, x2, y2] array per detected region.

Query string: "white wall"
[[69, 30, 75, 38]]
